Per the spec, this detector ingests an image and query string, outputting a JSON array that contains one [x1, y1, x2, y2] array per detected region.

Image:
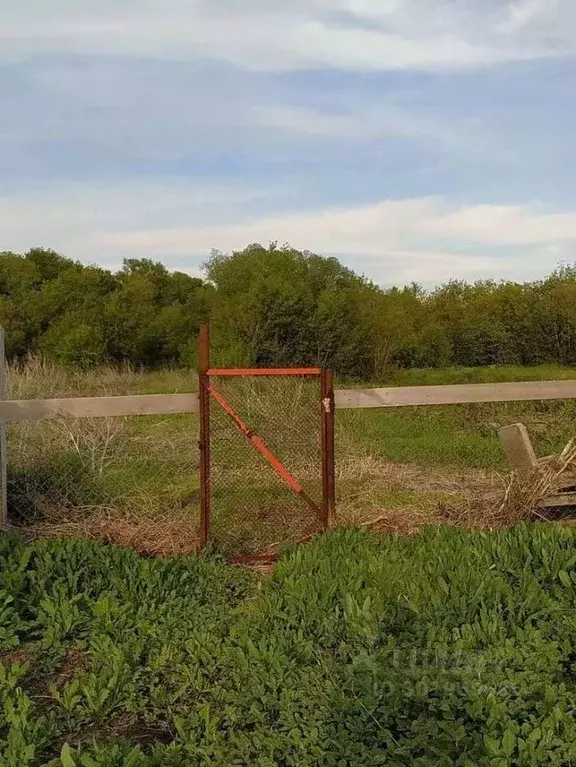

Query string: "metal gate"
[[197, 326, 335, 561]]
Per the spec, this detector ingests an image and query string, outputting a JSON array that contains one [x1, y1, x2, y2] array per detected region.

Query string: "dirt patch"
[[57, 713, 172, 753], [23, 647, 89, 701], [113, 717, 173, 746], [0, 647, 34, 666], [53, 648, 89, 687]]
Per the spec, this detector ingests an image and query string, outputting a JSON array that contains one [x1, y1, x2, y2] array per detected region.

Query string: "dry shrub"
[[437, 438, 576, 530], [8, 416, 130, 522], [43, 416, 130, 479], [494, 438, 576, 523]]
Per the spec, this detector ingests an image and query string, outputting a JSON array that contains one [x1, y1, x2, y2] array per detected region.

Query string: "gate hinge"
[[322, 397, 331, 413]]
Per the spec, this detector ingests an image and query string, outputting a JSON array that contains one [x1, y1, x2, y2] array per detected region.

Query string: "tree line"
[[1, 244, 575, 378]]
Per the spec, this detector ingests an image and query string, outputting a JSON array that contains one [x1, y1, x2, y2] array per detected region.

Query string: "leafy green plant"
[[4, 526, 576, 764]]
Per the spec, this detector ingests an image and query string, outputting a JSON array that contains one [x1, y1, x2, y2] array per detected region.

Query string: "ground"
[[6, 360, 576, 555], [2, 525, 576, 765]]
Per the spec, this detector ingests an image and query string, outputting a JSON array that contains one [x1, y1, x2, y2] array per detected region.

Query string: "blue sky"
[[1, 0, 576, 286]]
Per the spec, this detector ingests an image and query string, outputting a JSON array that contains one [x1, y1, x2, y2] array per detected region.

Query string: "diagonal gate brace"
[[206, 382, 323, 522]]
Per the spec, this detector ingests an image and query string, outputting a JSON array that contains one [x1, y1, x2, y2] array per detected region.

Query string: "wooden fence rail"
[[0, 393, 199, 422], [0, 378, 575, 528], [335, 380, 576, 409], [0, 379, 576, 422]]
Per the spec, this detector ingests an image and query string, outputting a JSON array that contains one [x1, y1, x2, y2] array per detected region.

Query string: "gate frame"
[[197, 324, 335, 554]]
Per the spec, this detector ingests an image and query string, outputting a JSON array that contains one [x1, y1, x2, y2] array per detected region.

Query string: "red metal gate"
[[197, 326, 335, 561]]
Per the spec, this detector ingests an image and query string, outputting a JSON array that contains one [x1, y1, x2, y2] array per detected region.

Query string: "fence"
[[198, 325, 335, 559], [1, 329, 576, 558]]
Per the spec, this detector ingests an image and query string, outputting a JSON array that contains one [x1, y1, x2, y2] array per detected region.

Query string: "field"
[[6, 360, 576, 553], [3, 524, 576, 765], [3, 362, 576, 763]]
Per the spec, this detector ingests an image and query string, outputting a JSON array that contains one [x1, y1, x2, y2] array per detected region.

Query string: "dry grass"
[[490, 439, 576, 525], [400, 439, 576, 532], [336, 436, 576, 537], [21, 512, 199, 557], [5, 359, 576, 558], [15, 449, 576, 557], [335, 450, 501, 533], [8, 356, 196, 399]]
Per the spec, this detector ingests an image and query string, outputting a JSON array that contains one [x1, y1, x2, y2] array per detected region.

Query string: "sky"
[[1, 0, 576, 287]]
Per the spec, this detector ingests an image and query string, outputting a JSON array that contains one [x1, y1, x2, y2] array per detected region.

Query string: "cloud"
[[2, 179, 573, 285], [358, 250, 498, 286], [1, 2, 574, 288], [250, 103, 482, 150], [93, 194, 576, 284], [2, 0, 575, 71], [498, 0, 553, 32], [423, 204, 576, 244], [0, 179, 267, 265], [96, 196, 576, 255]]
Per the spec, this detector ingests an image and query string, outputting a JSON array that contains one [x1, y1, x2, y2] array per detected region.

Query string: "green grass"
[[340, 399, 576, 469], [354, 362, 576, 388], [4, 525, 576, 765], [6, 362, 576, 552], [340, 363, 576, 470]]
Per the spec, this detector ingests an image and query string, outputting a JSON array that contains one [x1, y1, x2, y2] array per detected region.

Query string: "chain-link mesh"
[[7, 414, 199, 555], [9, 361, 575, 556], [207, 374, 323, 556]]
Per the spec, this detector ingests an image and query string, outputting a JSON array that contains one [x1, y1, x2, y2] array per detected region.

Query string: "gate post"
[[198, 325, 211, 550], [320, 368, 336, 528]]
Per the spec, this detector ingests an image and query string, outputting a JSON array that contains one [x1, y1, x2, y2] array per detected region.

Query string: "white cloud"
[[0, 1, 571, 292], [96, 196, 576, 255], [423, 204, 576, 244], [0, 179, 266, 265], [498, 0, 553, 32], [2, 180, 573, 285], [359, 250, 498, 285], [1, 0, 575, 71], [250, 104, 481, 149]]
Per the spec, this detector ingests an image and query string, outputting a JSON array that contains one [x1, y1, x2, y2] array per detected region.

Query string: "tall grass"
[[8, 356, 197, 399], [5, 359, 576, 553], [386, 362, 576, 387]]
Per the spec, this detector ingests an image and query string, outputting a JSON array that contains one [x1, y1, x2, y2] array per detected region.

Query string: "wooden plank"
[[335, 380, 576, 409], [0, 393, 199, 422], [2, 378, 576, 423], [0, 329, 7, 529], [498, 423, 538, 471], [540, 493, 576, 509]]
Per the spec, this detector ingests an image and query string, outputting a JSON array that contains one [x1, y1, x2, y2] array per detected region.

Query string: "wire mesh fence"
[[206, 373, 325, 556], [7, 413, 199, 555], [4, 349, 576, 557]]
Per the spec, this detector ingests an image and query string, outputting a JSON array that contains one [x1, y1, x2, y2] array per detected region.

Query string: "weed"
[[6, 360, 576, 555], [3, 527, 576, 763]]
